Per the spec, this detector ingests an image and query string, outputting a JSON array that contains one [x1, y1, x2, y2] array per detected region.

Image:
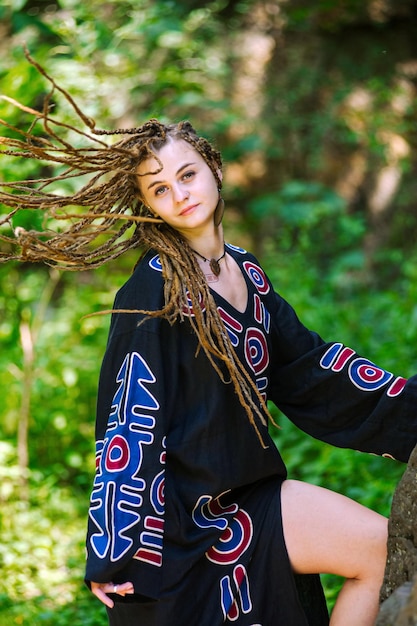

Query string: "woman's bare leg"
[[281, 479, 387, 626]]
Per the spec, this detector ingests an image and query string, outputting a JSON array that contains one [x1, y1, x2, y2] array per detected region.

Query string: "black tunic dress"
[[85, 245, 417, 625]]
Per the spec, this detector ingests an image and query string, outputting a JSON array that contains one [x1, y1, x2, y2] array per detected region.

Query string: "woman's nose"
[[172, 184, 189, 203]]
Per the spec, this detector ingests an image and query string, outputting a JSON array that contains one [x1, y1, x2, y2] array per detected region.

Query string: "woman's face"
[[136, 138, 221, 238]]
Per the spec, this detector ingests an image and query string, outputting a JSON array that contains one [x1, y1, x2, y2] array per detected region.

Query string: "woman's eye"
[[155, 185, 167, 196], [182, 170, 195, 181]]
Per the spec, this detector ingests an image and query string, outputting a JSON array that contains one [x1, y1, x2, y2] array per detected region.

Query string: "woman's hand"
[[90, 580, 135, 608]]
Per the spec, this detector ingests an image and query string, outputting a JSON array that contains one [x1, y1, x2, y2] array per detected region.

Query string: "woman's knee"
[[281, 479, 388, 580]]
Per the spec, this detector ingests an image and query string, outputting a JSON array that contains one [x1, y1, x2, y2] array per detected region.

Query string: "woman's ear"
[[141, 203, 155, 216]]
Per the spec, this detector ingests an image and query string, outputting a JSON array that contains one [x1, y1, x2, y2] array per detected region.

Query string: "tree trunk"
[[16, 269, 61, 501], [376, 444, 417, 624], [17, 320, 34, 501]]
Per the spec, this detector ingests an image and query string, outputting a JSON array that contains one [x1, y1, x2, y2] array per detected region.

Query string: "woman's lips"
[[179, 203, 198, 216]]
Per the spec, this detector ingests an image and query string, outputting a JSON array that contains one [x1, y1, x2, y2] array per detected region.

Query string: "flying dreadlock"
[[0, 50, 273, 444]]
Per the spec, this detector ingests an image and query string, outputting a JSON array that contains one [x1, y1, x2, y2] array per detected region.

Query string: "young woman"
[[1, 60, 416, 625], [81, 123, 410, 626]]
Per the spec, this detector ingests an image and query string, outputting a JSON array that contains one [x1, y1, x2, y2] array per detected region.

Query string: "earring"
[[213, 196, 225, 227], [140, 204, 162, 228], [141, 203, 155, 217]]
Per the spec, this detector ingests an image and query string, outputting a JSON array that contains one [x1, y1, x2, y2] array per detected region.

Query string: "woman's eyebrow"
[[146, 162, 197, 190]]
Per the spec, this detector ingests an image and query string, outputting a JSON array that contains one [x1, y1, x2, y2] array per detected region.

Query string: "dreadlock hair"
[[0, 50, 273, 445]]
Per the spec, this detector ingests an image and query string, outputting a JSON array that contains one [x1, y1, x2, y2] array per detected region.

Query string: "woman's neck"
[[184, 225, 225, 260]]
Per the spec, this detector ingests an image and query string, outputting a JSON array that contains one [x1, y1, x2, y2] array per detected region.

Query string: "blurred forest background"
[[1, 0, 417, 623]]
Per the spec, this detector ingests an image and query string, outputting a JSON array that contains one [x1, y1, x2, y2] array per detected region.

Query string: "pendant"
[[209, 258, 221, 276]]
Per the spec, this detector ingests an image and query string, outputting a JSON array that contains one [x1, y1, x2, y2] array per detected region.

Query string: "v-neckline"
[[208, 246, 250, 316]]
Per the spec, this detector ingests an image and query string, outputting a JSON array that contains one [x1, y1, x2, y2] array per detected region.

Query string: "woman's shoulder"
[[114, 249, 165, 309], [226, 243, 271, 284], [225, 243, 261, 266]]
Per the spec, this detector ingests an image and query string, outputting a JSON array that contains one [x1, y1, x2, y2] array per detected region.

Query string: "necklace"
[[191, 247, 226, 281]]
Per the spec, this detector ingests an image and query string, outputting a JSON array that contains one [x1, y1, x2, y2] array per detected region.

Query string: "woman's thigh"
[[281, 479, 388, 580]]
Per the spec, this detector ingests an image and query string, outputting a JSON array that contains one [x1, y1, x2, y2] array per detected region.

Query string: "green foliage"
[[0, 259, 133, 624], [0, 442, 107, 625], [1, 0, 417, 622]]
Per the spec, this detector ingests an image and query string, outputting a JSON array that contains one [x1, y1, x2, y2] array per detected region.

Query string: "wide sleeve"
[[267, 291, 417, 463], [85, 256, 177, 597]]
